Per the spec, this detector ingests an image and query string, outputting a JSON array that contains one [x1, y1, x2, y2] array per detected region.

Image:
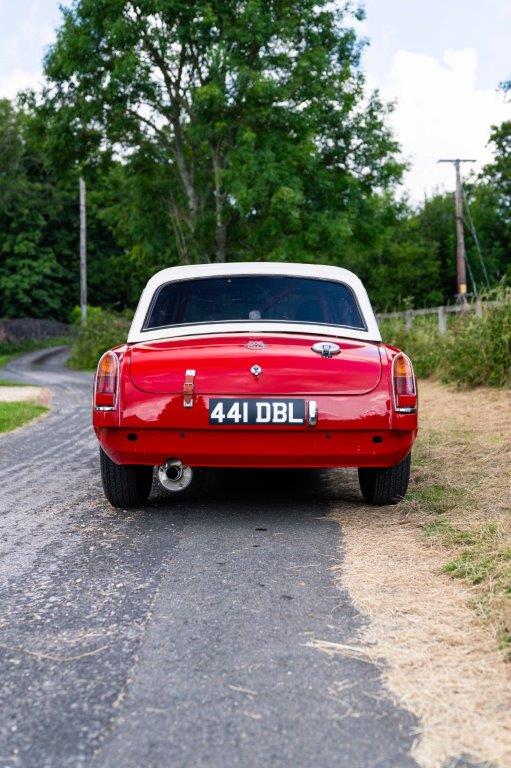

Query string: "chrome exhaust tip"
[[158, 459, 193, 493]]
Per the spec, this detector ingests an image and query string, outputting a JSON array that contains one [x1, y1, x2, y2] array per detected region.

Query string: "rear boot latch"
[[183, 369, 196, 408], [311, 342, 340, 358]]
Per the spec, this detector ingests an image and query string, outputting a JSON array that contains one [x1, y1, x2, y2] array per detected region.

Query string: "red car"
[[93, 263, 417, 508]]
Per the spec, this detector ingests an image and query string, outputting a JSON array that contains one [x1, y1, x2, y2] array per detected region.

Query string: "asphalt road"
[[0, 348, 429, 768]]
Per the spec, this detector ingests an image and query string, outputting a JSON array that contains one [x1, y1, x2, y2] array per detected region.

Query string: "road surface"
[[0, 348, 426, 768]]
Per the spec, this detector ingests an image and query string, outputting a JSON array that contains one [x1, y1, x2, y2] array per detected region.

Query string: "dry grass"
[[328, 380, 511, 768], [331, 508, 511, 768], [409, 380, 511, 645]]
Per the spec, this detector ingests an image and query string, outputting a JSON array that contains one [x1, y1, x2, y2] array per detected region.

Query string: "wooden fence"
[[377, 300, 488, 335], [0, 318, 74, 344]]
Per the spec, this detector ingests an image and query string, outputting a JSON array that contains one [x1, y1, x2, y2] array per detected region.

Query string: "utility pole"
[[438, 158, 476, 301], [79, 176, 87, 323]]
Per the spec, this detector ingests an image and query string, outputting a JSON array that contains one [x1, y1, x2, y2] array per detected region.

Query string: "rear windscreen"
[[143, 275, 366, 331]]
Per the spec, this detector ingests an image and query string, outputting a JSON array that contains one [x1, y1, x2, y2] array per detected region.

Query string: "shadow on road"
[[146, 466, 362, 512]]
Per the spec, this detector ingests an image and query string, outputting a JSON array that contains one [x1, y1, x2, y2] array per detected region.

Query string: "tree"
[[483, 120, 511, 205], [43, 0, 402, 265], [0, 100, 66, 318], [0, 101, 25, 210], [0, 100, 129, 320], [341, 194, 445, 310]]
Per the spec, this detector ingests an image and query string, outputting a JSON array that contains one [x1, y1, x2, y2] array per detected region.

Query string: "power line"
[[464, 248, 478, 297], [461, 187, 491, 289]]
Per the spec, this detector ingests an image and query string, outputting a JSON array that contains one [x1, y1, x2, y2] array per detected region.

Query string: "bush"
[[379, 316, 444, 379], [442, 292, 511, 388], [380, 289, 511, 388], [68, 307, 133, 370]]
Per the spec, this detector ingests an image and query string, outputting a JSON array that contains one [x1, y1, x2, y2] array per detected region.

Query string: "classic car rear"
[[93, 264, 417, 508]]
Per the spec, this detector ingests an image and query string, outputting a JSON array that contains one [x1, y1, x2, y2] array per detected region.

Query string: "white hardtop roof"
[[128, 262, 381, 344]]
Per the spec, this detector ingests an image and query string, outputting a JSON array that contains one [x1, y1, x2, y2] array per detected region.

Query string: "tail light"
[[392, 354, 416, 413], [94, 351, 118, 410]]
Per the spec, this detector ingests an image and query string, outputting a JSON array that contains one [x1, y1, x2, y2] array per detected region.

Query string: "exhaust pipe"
[[158, 459, 193, 493]]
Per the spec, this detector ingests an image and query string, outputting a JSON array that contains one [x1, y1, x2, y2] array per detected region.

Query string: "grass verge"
[[407, 380, 511, 652], [0, 337, 72, 370], [0, 380, 30, 387], [0, 400, 48, 433], [327, 380, 511, 767], [331, 503, 511, 768]]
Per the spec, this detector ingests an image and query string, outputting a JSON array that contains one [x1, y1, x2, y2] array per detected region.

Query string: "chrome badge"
[[250, 364, 262, 377], [246, 341, 268, 350]]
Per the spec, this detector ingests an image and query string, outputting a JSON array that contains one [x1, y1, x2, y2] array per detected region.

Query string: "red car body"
[[93, 263, 417, 506], [94, 334, 417, 469]]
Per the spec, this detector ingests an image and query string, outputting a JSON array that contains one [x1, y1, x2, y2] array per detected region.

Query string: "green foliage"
[[380, 290, 511, 388], [380, 316, 444, 379], [0, 400, 48, 433], [468, 121, 511, 288], [442, 292, 511, 388], [482, 120, 511, 219], [68, 306, 133, 370], [0, 99, 130, 320], [43, 0, 403, 266]]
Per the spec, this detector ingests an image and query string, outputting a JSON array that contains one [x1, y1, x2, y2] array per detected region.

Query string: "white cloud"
[[381, 48, 510, 201], [0, 0, 61, 100], [0, 68, 45, 100]]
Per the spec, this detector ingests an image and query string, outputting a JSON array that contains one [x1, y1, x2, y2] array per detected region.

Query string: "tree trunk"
[[171, 113, 201, 261], [211, 146, 226, 263], [168, 196, 190, 265]]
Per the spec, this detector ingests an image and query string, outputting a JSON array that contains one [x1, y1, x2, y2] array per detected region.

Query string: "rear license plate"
[[209, 399, 305, 425]]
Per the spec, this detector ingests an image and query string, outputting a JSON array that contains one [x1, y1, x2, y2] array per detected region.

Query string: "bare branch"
[[124, 107, 172, 147]]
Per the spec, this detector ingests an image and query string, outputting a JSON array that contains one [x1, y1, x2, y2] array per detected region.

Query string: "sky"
[[357, 0, 510, 200], [0, 0, 509, 201]]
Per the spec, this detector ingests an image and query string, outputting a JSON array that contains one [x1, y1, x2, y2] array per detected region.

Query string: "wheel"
[[100, 448, 153, 508], [358, 453, 411, 506]]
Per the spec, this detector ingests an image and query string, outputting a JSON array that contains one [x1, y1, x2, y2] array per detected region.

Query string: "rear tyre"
[[100, 448, 153, 509], [358, 453, 411, 506]]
